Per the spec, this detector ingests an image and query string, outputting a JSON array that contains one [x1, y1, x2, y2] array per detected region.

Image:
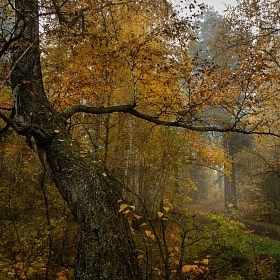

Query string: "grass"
[[249, 235, 280, 255], [261, 239, 280, 275], [242, 233, 280, 275]]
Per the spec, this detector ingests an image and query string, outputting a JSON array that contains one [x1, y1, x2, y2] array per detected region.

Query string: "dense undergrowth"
[[0, 137, 280, 279], [123, 201, 280, 280]]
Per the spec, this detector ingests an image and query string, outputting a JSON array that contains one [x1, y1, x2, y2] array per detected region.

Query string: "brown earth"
[[243, 221, 280, 240], [189, 199, 280, 241]]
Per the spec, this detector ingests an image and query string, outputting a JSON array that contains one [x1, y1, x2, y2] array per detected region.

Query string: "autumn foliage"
[[1, 0, 280, 279]]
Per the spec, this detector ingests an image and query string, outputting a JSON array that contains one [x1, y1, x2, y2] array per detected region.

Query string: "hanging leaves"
[[144, 230, 155, 240]]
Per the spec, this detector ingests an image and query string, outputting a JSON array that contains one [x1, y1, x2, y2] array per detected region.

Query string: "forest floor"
[[189, 199, 280, 241]]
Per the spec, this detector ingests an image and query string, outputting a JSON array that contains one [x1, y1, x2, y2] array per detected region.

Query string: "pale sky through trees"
[[199, 0, 237, 13], [174, 0, 237, 18]]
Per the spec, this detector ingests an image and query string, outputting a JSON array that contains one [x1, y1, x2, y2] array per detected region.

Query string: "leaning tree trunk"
[[11, 0, 142, 279]]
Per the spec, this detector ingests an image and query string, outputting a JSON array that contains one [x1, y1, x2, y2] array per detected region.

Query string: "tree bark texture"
[[11, 0, 142, 279]]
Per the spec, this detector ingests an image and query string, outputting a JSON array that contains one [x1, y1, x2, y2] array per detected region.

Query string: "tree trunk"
[[224, 172, 231, 212], [223, 135, 231, 212], [223, 133, 238, 211], [230, 157, 238, 210], [229, 134, 238, 210], [11, 0, 142, 279]]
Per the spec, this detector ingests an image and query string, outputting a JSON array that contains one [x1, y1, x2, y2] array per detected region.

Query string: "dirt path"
[[189, 199, 280, 241], [243, 221, 280, 240]]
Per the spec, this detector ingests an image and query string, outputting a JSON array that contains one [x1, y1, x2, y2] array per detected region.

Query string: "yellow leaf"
[[137, 255, 144, 259], [158, 211, 164, 218], [163, 206, 170, 213], [140, 223, 147, 227], [133, 213, 142, 219], [129, 205, 135, 211], [123, 209, 130, 215], [182, 264, 192, 273], [201, 258, 209, 265], [145, 230, 155, 240], [54, 129, 60, 133], [145, 230, 152, 236], [119, 204, 128, 212], [149, 233, 155, 240], [182, 265, 198, 274], [195, 268, 204, 274]]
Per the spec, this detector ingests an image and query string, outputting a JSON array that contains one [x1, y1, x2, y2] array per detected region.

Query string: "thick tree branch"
[[61, 104, 136, 120], [0, 108, 14, 135], [61, 104, 280, 137], [0, 111, 51, 140], [0, 122, 10, 135], [0, 111, 17, 129]]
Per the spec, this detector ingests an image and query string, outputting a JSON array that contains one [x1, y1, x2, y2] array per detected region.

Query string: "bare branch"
[[127, 108, 279, 136], [0, 107, 14, 135], [7, 0, 22, 15], [0, 110, 51, 140], [0, 43, 33, 91], [0, 110, 16, 128], [261, 48, 280, 69]]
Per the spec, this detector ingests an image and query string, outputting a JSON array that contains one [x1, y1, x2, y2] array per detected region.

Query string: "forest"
[[1, 0, 280, 279]]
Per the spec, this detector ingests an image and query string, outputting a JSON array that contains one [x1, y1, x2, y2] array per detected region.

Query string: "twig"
[[0, 43, 33, 92]]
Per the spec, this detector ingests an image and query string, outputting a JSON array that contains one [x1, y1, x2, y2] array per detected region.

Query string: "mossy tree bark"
[[10, 0, 142, 279]]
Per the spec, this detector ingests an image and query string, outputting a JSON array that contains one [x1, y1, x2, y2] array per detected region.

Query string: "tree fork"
[[10, 0, 142, 278]]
